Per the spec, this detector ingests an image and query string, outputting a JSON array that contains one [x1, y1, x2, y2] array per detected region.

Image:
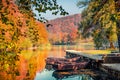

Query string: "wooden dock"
[[66, 50, 104, 69], [66, 50, 120, 79], [66, 50, 103, 61], [101, 64, 120, 79]]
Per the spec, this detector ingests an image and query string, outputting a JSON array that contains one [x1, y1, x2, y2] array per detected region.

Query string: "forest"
[[47, 14, 81, 45]]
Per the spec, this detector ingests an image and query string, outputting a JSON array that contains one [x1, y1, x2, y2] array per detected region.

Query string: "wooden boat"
[[45, 56, 89, 70], [52, 61, 89, 70], [45, 57, 81, 65]]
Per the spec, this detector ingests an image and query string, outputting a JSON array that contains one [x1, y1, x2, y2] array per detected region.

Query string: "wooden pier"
[[66, 50, 104, 69], [66, 50, 103, 61], [66, 50, 120, 79], [101, 64, 120, 79]]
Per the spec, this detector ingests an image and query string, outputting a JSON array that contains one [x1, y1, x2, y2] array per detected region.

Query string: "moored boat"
[[52, 61, 89, 70], [46, 57, 81, 65], [45, 56, 89, 70]]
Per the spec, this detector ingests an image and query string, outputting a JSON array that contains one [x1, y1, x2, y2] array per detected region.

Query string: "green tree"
[[77, 0, 119, 50]]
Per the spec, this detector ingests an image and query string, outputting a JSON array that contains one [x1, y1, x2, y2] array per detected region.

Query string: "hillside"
[[46, 14, 82, 44]]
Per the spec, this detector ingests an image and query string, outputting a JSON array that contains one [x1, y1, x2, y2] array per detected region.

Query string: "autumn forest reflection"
[[0, 49, 48, 80], [0, 45, 94, 80]]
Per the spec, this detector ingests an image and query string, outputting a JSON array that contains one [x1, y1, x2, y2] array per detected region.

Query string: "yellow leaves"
[[106, 0, 116, 14], [4, 64, 9, 70], [103, 21, 117, 42], [112, 22, 117, 31], [17, 38, 32, 49], [109, 22, 117, 42], [20, 50, 48, 79], [109, 32, 117, 42], [89, 1, 98, 10]]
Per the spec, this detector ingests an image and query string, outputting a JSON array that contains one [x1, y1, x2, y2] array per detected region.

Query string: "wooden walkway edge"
[[66, 50, 103, 61], [66, 50, 120, 79]]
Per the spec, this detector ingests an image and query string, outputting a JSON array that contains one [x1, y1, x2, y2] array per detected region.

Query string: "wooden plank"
[[101, 64, 120, 79], [102, 64, 120, 71], [103, 56, 120, 63], [66, 50, 103, 61]]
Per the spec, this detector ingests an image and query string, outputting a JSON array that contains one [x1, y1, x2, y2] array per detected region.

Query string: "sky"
[[40, 0, 84, 20]]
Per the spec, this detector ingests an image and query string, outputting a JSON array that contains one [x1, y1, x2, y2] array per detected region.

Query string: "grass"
[[82, 50, 111, 54], [76, 42, 114, 54]]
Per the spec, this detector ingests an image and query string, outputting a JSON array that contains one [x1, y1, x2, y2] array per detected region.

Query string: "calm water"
[[34, 69, 93, 80], [33, 45, 94, 80], [0, 45, 94, 80]]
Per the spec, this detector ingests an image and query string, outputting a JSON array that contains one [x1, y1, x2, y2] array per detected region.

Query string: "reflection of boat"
[[45, 57, 89, 70], [52, 70, 94, 80]]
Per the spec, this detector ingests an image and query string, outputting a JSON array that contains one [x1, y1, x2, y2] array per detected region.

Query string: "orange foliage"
[[16, 54, 28, 80], [0, 0, 27, 51], [0, 0, 49, 50], [36, 21, 49, 44], [27, 50, 48, 79], [6, 50, 48, 80], [0, 0, 49, 80]]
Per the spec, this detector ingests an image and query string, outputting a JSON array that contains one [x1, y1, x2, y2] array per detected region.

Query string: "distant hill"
[[46, 14, 82, 44]]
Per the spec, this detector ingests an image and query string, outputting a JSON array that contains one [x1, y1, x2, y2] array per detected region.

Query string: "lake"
[[34, 45, 94, 80], [0, 45, 95, 80], [34, 69, 93, 80]]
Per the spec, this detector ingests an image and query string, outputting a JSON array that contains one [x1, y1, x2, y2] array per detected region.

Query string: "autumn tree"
[[0, 0, 68, 79], [0, 0, 27, 53], [47, 14, 81, 44]]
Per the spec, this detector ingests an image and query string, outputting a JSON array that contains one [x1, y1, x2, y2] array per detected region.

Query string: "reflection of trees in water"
[[0, 50, 48, 80], [27, 50, 47, 80], [0, 52, 19, 80]]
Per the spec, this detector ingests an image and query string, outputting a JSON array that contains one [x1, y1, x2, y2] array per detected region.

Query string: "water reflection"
[[0, 49, 48, 80], [0, 45, 94, 80], [35, 69, 56, 80], [34, 69, 93, 80], [18, 50, 48, 80], [52, 70, 93, 80]]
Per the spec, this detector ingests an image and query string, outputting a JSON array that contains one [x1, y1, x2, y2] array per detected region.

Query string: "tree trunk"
[[110, 42, 115, 49]]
